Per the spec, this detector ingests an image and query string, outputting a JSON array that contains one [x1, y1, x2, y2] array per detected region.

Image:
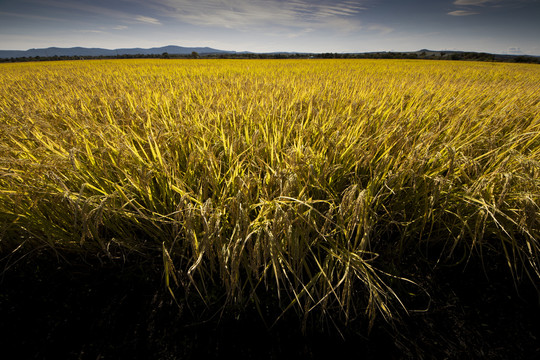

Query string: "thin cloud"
[[453, 0, 493, 5], [113, 25, 129, 30], [453, 0, 535, 8], [507, 47, 523, 54], [367, 24, 394, 35], [25, 0, 162, 25], [37, 0, 128, 18], [0, 11, 66, 22], [283, 28, 315, 39], [16, 0, 369, 33], [75, 29, 105, 33], [144, 0, 367, 31], [134, 15, 161, 25], [448, 10, 479, 15]]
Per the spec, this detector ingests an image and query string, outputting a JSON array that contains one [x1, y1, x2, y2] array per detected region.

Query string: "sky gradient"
[[1, 0, 539, 55]]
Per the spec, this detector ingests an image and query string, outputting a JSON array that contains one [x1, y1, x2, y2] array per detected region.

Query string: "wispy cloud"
[[0, 11, 66, 22], [367, 24, 394, 35], [75, 29, 105, 33], [448, 10, 479, 16], [274, 28, 315, 39], [507, 47, 523, 54], [453, 0, 493, 5], [133, 15, 161, 25], [12, 0, 372, 34], [25, 1, 162, 25], [37, 0, 129, 18], [450, 0, 509, 15], [76, 25, 131, 33], [144, 0, 367, 32], [451, 0, 530, 7]]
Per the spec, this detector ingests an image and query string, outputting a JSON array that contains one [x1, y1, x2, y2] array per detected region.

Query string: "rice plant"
[[1, 59, 539, 329]]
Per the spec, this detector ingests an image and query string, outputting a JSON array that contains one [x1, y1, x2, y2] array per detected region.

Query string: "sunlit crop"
[[1, 59, 539, 328]]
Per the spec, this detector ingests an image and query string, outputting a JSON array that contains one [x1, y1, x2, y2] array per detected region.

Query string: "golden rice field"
[[1, 59, 539, 331]]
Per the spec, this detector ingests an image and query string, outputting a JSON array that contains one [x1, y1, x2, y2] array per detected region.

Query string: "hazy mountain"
[[1, 46, 538, 61], [0, 45, 234, 58]]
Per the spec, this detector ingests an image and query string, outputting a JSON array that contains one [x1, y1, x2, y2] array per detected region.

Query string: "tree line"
[[1, 51, 539, 64]]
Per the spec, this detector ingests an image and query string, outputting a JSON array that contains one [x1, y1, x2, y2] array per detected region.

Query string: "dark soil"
[[1, 248, 538, 359]]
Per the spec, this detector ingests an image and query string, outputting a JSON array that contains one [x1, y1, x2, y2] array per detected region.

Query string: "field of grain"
[[1, 59, 539, 337]]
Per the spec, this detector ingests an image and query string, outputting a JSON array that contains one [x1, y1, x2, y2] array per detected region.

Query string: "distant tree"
[[191, 51, 199, 59], [514, 55, 533, 63], [161, 52, 169, 59]]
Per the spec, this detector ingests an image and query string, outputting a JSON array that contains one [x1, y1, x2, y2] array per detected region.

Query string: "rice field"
[[1, 59, 539, 332]]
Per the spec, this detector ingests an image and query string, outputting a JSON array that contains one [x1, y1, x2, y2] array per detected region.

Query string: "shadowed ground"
[[1, 249, 538, 359]]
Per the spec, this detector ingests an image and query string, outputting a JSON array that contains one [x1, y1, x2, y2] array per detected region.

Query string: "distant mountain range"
[[0, 46, 538, 61], [0, 45, 236, 59]]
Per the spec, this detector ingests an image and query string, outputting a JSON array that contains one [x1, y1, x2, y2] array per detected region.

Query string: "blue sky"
[[1, 0, 539, 55]]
